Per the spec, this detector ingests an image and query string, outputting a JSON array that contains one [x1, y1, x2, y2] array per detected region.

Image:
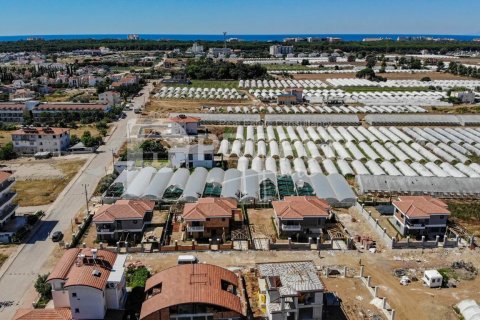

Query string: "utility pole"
[[83, 184, 90, 214]]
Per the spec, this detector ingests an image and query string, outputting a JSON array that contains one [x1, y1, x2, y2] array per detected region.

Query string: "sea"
[[0, 34, 478, 42]]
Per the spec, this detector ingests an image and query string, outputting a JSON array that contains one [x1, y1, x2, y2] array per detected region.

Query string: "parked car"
[[51, 231, 64, 242]]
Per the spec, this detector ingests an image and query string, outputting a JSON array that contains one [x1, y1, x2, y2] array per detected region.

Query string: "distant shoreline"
[[0, 33, 479, 42]]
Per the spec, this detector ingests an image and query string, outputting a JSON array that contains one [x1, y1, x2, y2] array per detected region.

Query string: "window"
[[53, 135, 56, 138], [72, 292, 77, 297], [75, 308, 79, 313], [222, 218, 226, 221], [133, 220, 138, 224]]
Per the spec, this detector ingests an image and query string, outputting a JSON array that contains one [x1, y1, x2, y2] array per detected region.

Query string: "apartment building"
[[269, 45, 294, 56], [11, 127, 70, 155], [0, 171, 18, 243], [98, 91, 121, 106], [392, 195, 450, 239], [0, 103, 25, 123]]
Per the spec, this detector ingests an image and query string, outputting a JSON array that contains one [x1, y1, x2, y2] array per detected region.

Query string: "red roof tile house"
[[14, 248, 127, 320], [140, 263, 246, 320], [182, 198, 240, 241], [392, 196, 450, 239], [272, 196, 331, 238], [93, 199, 155, 243], [168, 115, 201, 135]]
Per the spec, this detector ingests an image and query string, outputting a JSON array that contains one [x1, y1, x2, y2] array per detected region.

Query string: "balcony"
[[281, 224, 302, 232], [187, 225, 205, 233], [0, 203, 17, 224], [405, 220, 426, 229], [96, 225, 115, 233], [0, 192, 16, 212]]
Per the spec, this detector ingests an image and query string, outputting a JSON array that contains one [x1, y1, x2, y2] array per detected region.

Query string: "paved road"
[[0, 83, 154, 319]]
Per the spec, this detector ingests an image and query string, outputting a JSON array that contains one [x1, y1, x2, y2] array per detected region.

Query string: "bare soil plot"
[[0, 130, 14, 146], [247, 208, 277, 239], [145, 99, 252, 117], [11, 157, 87, 206], [323, 277, 386, 320]]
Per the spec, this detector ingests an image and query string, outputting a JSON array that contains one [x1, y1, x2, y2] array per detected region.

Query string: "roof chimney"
[[91, 248, 98, 260]]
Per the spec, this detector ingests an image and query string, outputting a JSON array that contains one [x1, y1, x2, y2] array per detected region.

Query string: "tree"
[[356, 67, 376, 80], [301, 59, 310, 66], [35, 274, 52, 300], [436, 61, 445, 71], [0, 142, 17, 160], [420, 77, 432, 82], [365, 55, 377, 68], [347, 55, 356, 62]]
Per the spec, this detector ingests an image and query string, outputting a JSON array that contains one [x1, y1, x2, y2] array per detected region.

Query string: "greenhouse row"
[[356, 175, 480, 198], [109, 166, 356, 207], [365, 114, 480, 126], [213, 104, 426, 114], [228, 155, 480, 179], [219, 125, 480, 164], [239, 79, 326, 89]]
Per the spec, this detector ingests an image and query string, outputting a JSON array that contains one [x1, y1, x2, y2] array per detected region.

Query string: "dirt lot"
[[145, 99, 253, 117], [247, 208, 277, 239], [324, 277, 386, 319], [292, 71, 472, 81], [7, 155, 88, 206]]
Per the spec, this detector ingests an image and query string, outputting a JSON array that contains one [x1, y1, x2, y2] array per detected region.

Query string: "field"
[[446, 200, 480, 236], [292, 71, 473, 81], [69, 125, 101, 137], [0, 130, 14, 146], [11, 157, 87, 206], [145, 99, 252, 116], [165, 80, 239, 89]]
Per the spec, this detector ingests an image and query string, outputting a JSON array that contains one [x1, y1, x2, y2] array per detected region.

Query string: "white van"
[[177, 255, 198, 265]]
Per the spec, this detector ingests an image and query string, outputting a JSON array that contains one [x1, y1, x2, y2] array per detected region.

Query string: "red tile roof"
[[47, 248, 117, 291], [0, 170, 13, 184], [183, 197, 237, 221], [11, 127, 70, 135], [140, 264, 244, 320], [393, 196, 450, 218], [13, 308, 72, 320], [93, 199, 155, 223], [168, 115, 201, 123], [0, 103, 25, 110], [36, 103, 109, 111], [272, 196, 330, 220]]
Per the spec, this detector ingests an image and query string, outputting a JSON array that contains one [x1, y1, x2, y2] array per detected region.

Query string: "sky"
[[1, 0, 479, 36]]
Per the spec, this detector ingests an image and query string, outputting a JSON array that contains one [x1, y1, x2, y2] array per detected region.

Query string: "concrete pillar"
[[367, 276, 371, 287], [308, 237, 312, 245], [344, 266, 348, 278], [390, 309, 396, 320], [325, 267, 329, 277], [99, 242, 104, 249], [383, 228, 387, 235], [421, 236, 425, 247], [82, 242, 86, 248], [360, 265, 364, 277], [375, 219, 379, 227], [192, 239, 195, 250], [374, 286, 379, 298], [316, 237, 320, 248], [288, 237, 292, 249], [471, 236, 476, 246], [456, 236, 460, 245], [406, 236, 410, 247], [382, 297, 387, 309], [174, 240, 178, 250], [369, 210, 372, 217], [435, 235, 440, 245], [116, 241, 120, 251]]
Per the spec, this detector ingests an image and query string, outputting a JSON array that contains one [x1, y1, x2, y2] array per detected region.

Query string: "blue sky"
[[1, 0, 479, 36]]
